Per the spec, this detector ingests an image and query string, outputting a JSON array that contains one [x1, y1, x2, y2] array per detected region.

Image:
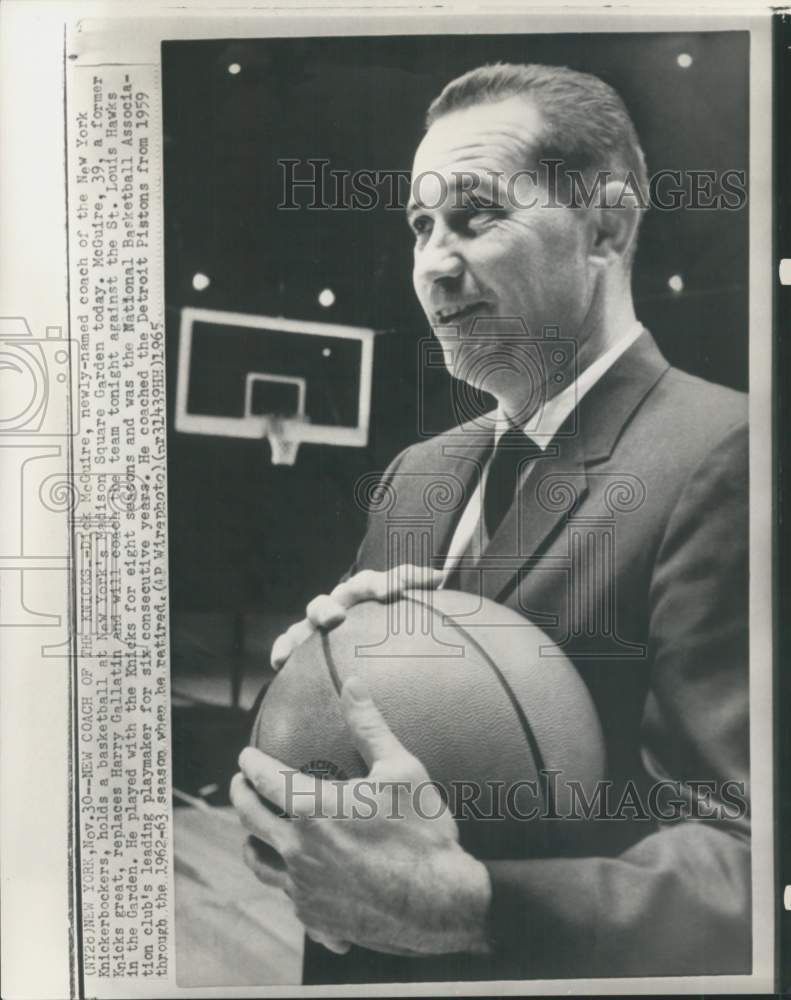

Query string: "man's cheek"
[[411, 259, 423, 296]]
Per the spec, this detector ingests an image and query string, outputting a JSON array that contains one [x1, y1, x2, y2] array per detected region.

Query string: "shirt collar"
[[493, 321, 645, 451]]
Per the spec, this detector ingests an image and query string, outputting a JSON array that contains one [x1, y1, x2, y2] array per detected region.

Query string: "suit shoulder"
[[658, 368, 747, 428], [605, 366, 747, 502], [389, 414, 493, 470], [637, 367, 747, 459]]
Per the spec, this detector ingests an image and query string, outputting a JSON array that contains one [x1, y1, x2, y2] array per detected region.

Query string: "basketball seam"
[[404, 594, 552, 817], [321, 631, 344, 696], [320, 631, 369, 779], [323, 597, 552, 817]]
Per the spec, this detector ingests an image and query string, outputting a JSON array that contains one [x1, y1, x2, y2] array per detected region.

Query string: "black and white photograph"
[[0, 4, 781, 999], [162, 22, 765, 990]]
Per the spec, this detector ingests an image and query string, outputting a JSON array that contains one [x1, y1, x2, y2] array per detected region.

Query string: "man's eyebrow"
[[406, 174, 499, 216]]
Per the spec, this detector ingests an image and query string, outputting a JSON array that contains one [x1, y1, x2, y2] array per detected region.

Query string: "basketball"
[[250, 589, 606, 860]]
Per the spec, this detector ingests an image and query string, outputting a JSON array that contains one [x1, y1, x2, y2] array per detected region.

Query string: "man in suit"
[[230, 63, 750, 982]]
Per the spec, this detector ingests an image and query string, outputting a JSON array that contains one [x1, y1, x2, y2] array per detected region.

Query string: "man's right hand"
[[270, 564, 444, 671]]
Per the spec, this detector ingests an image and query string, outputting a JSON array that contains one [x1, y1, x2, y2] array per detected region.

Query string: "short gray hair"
[[426, 63, 649, 263]]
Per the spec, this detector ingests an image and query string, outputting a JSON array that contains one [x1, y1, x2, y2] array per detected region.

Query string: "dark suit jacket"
[[303, 331, 750, 984]]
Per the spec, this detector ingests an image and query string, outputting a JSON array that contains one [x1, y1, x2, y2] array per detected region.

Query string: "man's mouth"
[[433, 301, 488, 325]]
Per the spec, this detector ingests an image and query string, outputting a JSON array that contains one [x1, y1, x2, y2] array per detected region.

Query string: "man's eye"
[[411, 216, 432, 238], [465, 203, 503, 227], [467, 210, 493, 227]]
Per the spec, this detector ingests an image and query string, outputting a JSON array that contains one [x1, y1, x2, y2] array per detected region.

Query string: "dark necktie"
[[483, 427, 542, 540]]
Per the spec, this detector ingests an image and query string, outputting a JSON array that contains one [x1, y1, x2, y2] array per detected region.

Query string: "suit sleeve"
[[338, 444, 413, 581], [481, 421, 751, 978]]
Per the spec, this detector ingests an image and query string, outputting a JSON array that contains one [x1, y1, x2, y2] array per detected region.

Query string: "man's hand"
[[230, 676, 492, 957], [270, 564, 444, 671]]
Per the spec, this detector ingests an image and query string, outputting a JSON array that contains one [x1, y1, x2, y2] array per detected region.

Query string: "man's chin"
[[436, 341, 479, 385], [447, 342, 509, 389], [449, 362, 505, 408]]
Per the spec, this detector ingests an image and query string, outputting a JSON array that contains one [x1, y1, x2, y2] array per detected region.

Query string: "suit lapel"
[[430, 436, 491, 561], [469, 331, 670, 602], [578, 330, 670, 463], [385, 430, 492, 572], [475, 433, 587, 601]]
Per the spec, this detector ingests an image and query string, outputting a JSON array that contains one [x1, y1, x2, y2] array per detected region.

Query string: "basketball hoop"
[[243, 372, 308, 465]]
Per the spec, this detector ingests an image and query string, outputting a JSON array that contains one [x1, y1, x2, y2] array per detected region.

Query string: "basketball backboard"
[[174, 307, 376, 464]]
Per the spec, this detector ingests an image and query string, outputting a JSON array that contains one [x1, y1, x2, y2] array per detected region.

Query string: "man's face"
[[409, 96, 597, 408]]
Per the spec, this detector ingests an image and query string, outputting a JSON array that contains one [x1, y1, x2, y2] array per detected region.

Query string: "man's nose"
[[415, 230, 464, 286]]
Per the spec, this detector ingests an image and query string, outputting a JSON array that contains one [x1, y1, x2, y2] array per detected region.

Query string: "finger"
[[305, 594, 347, 630], [362, 941, 427, 957], [394, 563, 445, 593], [238, 746, 323, 818], [305, 928, 352, 955], [230, 772, 298, 854], [330, 569, 389, 607], [270, 633, 292, 671], [330, 565, 443, 611], [242, 835, 292, 892], [270, 618, 316, 670], [340, 676, 410, 770]]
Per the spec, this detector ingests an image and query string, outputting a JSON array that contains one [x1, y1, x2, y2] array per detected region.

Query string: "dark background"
[[161, 31, 749, 722]]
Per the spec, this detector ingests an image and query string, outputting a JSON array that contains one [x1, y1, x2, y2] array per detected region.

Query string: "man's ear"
[[588, 179, 643, 267]]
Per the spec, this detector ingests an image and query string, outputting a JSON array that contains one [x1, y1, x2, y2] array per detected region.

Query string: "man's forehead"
[[411, 95, 545, 179]]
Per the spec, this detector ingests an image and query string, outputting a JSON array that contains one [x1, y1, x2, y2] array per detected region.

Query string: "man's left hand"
[[230, 676, 492, 957]]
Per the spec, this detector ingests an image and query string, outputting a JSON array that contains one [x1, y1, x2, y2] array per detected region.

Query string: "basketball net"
[[262, 413, 303, 466]]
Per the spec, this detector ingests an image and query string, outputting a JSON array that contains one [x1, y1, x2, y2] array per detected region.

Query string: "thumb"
[[305, 929, 352, 955], [341, 676, 406, 770]]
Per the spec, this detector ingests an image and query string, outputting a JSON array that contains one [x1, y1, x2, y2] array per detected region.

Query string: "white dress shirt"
[[440, 322, 645, 583]]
